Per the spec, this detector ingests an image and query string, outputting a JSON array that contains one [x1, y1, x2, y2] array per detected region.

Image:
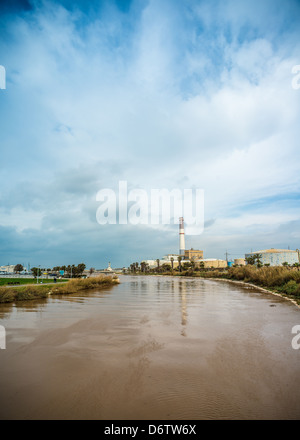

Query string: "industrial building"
[[141, 217, 233, 271], [245, 249, 300, 266], [198, 259, 227, 268], [141, 218, 205, 269], [179, 218, 204, 261], [234, 258, 246, 266], [142, 255, 180, 269], [179, 217, 185, 256], [138, 219, 300, 272], [184, 249, 203, 260]]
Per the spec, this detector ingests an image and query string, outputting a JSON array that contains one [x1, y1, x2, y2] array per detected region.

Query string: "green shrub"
[[277, 280, 299, 296]]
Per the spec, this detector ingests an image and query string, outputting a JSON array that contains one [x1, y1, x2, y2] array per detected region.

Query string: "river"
[[0, 275, 299, 420]]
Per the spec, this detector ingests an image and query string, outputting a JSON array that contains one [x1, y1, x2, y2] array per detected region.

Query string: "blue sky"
[[0, 0, 300, 269]]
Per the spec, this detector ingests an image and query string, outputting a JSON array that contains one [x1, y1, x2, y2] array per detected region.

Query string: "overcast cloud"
[[0, 0, 300, 269]]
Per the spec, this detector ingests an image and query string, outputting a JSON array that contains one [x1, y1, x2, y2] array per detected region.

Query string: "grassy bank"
[[0, 275, 120, 304], [0, 277, 68, 286]]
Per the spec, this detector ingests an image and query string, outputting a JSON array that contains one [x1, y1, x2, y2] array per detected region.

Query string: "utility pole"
[[37, 265, 40, 284]]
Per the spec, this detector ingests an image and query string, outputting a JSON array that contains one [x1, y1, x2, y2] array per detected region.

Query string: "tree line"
[[128, 257, 206, 274], [128, 255, 300, 275], [12, 263, 87, 278]]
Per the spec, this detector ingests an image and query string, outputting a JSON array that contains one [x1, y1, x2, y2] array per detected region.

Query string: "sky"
[[0, 0, 300, 270]]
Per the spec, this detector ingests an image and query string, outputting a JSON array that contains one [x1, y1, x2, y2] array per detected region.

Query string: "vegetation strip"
[[0, 278, 68, 286], [0, 276, 120, 303]]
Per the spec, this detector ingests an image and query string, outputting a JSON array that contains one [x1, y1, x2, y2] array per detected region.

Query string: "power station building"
[[141, 218, 204, 268], [200, 259, 227, 268], [184, 249, 204, 260], [245, 249, 300, 266], [234, 258, 246, 266], [179, 217, 185, 256], [142, 217, 232, 270], [140, 219, 300, 271]]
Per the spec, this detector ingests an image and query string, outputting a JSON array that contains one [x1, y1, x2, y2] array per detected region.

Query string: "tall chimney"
[[179, 217, 185, 256]]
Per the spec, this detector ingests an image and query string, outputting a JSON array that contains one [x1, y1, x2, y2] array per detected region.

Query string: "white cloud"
[[0, 0, 300, 266]]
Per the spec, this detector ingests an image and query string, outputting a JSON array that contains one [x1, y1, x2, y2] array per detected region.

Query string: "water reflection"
[[0, 275, 300, 420], [178, 280, 187, 335], [0, 302, 14, 318]]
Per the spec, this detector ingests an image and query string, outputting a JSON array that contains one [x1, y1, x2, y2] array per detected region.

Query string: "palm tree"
[[170, 257, 174, 271], [246, 256, 255, 265], [178, 256, 182, 272], [253, 254, 262, 266], [130, 263, 135, 273], [156, 259, 160, 272]]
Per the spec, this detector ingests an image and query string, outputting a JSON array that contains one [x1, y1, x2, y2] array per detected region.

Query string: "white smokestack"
[[179, 217, 185, 256]]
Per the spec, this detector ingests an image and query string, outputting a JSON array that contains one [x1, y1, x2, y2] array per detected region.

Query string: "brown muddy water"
[[0, 275, 299, 420]]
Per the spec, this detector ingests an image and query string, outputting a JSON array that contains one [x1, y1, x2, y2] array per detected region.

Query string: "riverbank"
[[0, 275, 120, 303], [125, 265, 300, 307], [203, 277, 300, 309], [199, 265, 300, 307]]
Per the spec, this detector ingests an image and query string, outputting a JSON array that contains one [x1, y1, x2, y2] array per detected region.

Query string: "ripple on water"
[[0, 275, 300, 420]]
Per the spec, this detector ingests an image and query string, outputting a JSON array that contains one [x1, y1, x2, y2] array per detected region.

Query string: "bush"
[[15, 286, 49, 301], [0, 287, 16, 303], [227, 266, 300, 297], [277, 280, 300, 296], [51, 275, 119, 295]]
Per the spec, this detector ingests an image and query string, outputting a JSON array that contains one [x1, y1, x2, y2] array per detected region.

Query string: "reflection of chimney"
[[179, 217, 185, 256]]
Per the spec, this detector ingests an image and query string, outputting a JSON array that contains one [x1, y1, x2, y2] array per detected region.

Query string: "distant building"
[[141, 259, 159, 269], [199, 259, 227, 268], [245, 249, 300, 266], [162, 254, 180, 262], [0, 265, 15, 273], [141, 256, 180, 269], [234, 258, 246, 266], [106, 262, 113, 272], [184, 249, 203, 260], [179, 217, 185, 256]]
